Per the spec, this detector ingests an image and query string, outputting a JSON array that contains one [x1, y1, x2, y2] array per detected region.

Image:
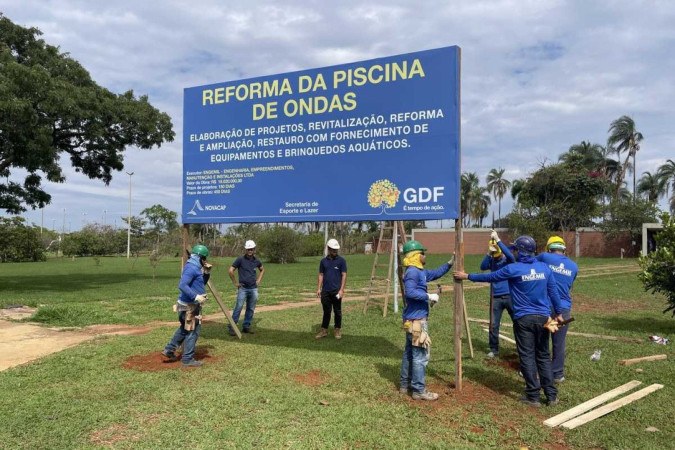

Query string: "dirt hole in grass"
[[122, 346, 218, 372], [89, 423, 140, 446], [293, 369, 329, 386]]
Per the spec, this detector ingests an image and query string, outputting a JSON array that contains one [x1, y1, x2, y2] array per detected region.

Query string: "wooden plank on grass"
[[468, 317, 643, 343], [481, 328, 516, 344], [619, 354, 667, 366], [560, 384, 664, 430], [207, 281, 242, 339], [543, 380, 642, 427]]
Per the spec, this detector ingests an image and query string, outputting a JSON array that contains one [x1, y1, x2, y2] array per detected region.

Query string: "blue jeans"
[[551, 309, 571, 379], [400, 320, 429, 394], [164, 310, 201, 363], [489, 294, 514, 353], [513, 314, 556, 402], [231, 287, 258, 329]]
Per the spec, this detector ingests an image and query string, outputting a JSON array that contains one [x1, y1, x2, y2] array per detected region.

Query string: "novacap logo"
[[188, 200, 227, 215]]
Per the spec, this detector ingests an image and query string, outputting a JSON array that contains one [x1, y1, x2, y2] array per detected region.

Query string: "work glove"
[[488, 239, 499, 254], [448, 253, 455, 266], [195, 294, 208, 305], [202, 262, 213, 274], [544, 317, 559, 333], [490, 229, 500, 242], [428, 293, 440, 306]]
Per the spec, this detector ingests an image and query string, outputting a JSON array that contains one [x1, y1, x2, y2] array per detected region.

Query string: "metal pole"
[[126, 171, 134, 258]]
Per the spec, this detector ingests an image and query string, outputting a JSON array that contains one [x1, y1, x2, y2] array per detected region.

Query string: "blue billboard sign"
[[182, 46, 460, 223]]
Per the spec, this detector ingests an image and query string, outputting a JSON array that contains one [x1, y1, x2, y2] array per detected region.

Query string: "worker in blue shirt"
[[537, 236, 578, 383], [481, 230, 516, 358], [162, 244, 211, 367], [454, 235, 564, 407], [399, 240, 454, 401]]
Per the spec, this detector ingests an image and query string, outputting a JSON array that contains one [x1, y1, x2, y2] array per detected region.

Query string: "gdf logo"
[[403, 187, 444, 203]]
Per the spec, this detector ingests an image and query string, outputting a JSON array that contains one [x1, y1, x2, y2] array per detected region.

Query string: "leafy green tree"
[[460, 172, 479, 227], [600, 198, 660, 242], [638, 213, 675, 316], [558, 141, 606, 172], [510, 178, 525, 202], [259, 225, 299, 263], [0, 15, 174, 214], [0, 216, 45, 262], [486, 167, 510, 223], [61, 224, 124, 256], [517, 163, 606, 232], [141, 204, 178, 233], [607, 115, 643, 201]]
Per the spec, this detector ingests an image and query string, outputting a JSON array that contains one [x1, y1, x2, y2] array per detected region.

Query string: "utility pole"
[[126, 171, 134, 258]]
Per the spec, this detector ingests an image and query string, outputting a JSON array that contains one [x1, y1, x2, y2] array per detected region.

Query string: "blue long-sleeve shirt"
[[479, 241, 516, 296], [178, 255, 210, 304], [536, 253, 578, 310], [402, 262, 452, 320], [468, 259, 562, 319]]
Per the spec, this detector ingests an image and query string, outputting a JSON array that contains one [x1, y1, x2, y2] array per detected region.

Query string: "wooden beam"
[[543, 380, 642, 427], [463, 296, 474, 358], [560, 384, 664, 430], [619, 354, 667, 366], [206, 281, 242, 339], [482, 328, 516, 344], [467, 318, 643, 343]]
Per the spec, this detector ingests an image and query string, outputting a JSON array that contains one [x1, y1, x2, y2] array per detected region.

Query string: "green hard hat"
[[192, 244, 209, 258], [402, 240, 426, 254]]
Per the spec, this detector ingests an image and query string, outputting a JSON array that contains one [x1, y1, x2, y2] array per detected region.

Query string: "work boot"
[[412, 391, 439, 401], [486, 351, 498, 359], [399, 386, 410, 395], [519, 396, 541, 408], [161, 351, 179, 362], [228, 328, 237, 336], [315, 328, 328, 339], [334, 328, 342, 340], [243, 327, 255, 334], [554, 376, 565, 384], [547, 397, 560, 406], [182, 359, 203, 368]]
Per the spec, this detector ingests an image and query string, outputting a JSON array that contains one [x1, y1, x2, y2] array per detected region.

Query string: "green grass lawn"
[[0, 255, 672, 449]]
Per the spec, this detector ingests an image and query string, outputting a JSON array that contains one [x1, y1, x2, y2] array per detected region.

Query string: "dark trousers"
[[551, 309, 571, 379], [320, 290, 342, 329], [513, 314, 557, 402], [489, 294, 514, 353]]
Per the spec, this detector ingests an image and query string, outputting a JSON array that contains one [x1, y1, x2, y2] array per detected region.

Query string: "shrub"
[[638, 213, 675, 316]]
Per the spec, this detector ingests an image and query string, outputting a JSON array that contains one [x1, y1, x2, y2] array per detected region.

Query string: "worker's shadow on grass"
[[600, 314, 674, 336], [200, 322, 403, 358], [461, 364, 523, 398]]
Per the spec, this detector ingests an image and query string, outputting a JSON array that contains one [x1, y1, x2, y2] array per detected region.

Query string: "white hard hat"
[[327, 238, 340, 250], [244, 240, 256, 249]]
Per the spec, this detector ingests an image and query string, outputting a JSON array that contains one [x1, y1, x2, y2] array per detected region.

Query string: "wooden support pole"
[[454, 219, 464, 390], [544, 380, 642, 427], [207, 281, 242, 339], [619, 354, 667, 366], [561, 384, 664, 430]]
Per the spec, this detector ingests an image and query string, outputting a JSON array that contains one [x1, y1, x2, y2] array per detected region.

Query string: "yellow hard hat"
[[546, 236, 566, 251]]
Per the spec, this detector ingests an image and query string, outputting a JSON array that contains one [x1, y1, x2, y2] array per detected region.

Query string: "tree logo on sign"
[[367, 179, 400, 214]]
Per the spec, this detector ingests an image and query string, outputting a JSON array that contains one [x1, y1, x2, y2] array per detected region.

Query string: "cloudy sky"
[[2, 0, 673, 231]]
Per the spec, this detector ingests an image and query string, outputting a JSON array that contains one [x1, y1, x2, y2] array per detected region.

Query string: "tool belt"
[[174, 302, 201, 331], [403, 319, 431, 350]]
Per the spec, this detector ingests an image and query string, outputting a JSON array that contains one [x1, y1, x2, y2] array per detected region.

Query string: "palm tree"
[[657, 159, 675, 212], [461, 172, 479, 227], [486, 168, 511, 224], [637, 171, 668, 203], [469, 185, 491, 227], [559, 141, 606, 171], [510, 178, 526, 202], [607, 115, 643, 201]]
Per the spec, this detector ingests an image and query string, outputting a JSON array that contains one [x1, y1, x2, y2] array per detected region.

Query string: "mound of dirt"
[[122, 346, 218, 372]]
